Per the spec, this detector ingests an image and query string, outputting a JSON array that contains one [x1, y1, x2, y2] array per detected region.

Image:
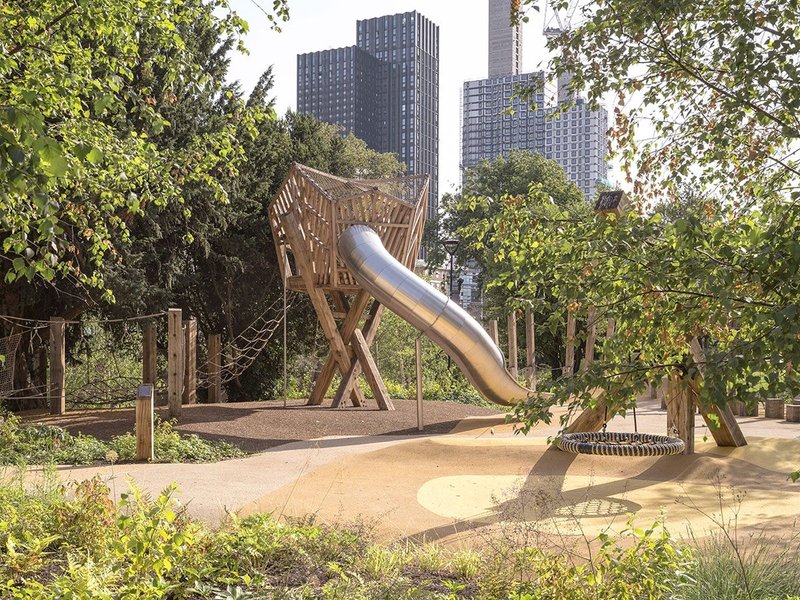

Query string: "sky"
[[226, 0, 565, 197]]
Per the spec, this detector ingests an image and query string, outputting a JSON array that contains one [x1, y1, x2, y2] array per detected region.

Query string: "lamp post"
[[442, 238, 459, 369], [442, 238, 459, 303]]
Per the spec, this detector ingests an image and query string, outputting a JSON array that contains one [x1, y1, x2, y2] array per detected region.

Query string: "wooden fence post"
[[564, 310, 576, 377], [182, 318, 196, 404], [507, 311, 518, 379], [136, 384, 154, 461], [142, 322, 157, 387], [167, 308, 182, 418], [208, 333, 222, 404], [582, 305, 597, 372], [488, 320, 499, 346], [525, 309, 536, 389], [49, 317, 66, 415]]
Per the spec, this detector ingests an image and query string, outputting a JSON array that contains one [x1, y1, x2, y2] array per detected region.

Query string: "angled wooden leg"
[[281, 212, 365, 406], [332, 301, 392, 410], [308, 290, 371, 405]]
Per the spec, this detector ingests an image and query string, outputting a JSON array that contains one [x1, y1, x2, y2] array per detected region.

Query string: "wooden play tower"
[[269, 163, 429, 410]]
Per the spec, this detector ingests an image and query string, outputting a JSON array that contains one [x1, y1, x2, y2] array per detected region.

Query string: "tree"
[[484, 0, 800, 431], [442, 150, 586, 373], [0, 0, 285, 295]]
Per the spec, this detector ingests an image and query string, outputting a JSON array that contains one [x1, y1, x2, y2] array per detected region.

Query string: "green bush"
[[8, 472, 789, 599], [0, 412, 244, 465]]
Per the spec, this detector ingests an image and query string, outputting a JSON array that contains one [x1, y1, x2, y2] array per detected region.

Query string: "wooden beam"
[[565, 395, 608, 433], [666, 372, 695, 454], [689, 337, 746, 447], [582, 305, 597, 372], [525, 309, 536, 389], [207, 333, 222, 403], [308, 289, 371, 406], [507, 311, 518, 379], [142, 322, 157, 387], [564, 310, 576, 377], [351, 328, 393, 410], [331, 300, 386, 408], [167, 308, 182, 419], [281, 211, 360, 405], [49, 317, 65, 415], [488, 319, 499, 346], [183, 318, 197, 404]]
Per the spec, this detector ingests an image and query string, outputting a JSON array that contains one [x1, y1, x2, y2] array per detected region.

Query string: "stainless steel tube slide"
[[339, 225, 540, 407]]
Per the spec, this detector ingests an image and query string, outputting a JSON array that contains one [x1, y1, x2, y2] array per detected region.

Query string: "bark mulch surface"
[[21, 399, 504, 454]]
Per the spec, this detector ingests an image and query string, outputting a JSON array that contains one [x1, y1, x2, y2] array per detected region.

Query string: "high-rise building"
[[297, 12, 439, 216], [461, 0, 608, 199], [488, 0, 522, 77]]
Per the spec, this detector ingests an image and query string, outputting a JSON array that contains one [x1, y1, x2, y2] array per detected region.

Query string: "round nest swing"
[[556, 431, 686, 457]]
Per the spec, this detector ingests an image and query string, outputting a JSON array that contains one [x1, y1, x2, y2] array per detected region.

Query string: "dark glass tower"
[[297, 11, 439, 217]]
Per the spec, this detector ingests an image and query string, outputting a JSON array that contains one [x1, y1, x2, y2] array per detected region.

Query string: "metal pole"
[[447, 253, 454, 369], [416, 337, 423, 431], [283, 269, 288, 409]]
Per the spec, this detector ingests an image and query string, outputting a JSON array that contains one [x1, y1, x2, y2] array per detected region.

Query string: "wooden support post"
[[582, 306, 597, 372], [488, 320, 499, 346], [666, 372, 695, 454], [564, 310, 576, 377], [208, 333, 222, 404], [351, 328, 393, 410], [415, 337, 423, 431], [167, 308, 182, 419], [525, 309, 536, 389], [565, 395, 608, 433], [49, 317, 66, 415], [281, 211, 367, 407], [142, 322, 157, 386], [507, 311, 518, 379], [136, 384, 154, 461], [689, 337, 746, 447], [182, 318, 197, 404], [332, 300, 387, 408], [308, 290, 370, 406]]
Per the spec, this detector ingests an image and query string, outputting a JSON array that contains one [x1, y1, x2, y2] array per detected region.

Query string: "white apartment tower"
[[488, 0, 522, 77], [461, 0, 608, 198]]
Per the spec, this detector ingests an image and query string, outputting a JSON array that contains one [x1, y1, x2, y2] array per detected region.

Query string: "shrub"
[[0, 412, 244, 465]]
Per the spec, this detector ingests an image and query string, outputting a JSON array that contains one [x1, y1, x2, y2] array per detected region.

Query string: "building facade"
[[461, 0, 608, 199], [297, 12, 439, 217], [488, 0, 522, 78]]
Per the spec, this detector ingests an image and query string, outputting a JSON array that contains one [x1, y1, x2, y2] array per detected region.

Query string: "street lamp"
[[442, 238, 459, 303]]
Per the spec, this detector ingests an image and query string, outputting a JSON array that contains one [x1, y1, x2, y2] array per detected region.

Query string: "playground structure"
[[269, 164, 751, 455]]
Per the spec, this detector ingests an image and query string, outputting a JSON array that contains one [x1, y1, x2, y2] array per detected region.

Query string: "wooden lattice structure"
[[269, 163, 429, 409]]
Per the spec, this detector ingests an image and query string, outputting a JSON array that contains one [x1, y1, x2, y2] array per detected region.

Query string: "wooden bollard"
[[136, 384, 154, 461]]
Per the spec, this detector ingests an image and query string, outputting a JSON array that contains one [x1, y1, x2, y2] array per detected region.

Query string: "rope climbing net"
[[556, 431, 686, 456], [196, 292, 299, 389]]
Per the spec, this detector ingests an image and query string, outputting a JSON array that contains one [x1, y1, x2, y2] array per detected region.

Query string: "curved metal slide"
[[339, 225, 546, 407]]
